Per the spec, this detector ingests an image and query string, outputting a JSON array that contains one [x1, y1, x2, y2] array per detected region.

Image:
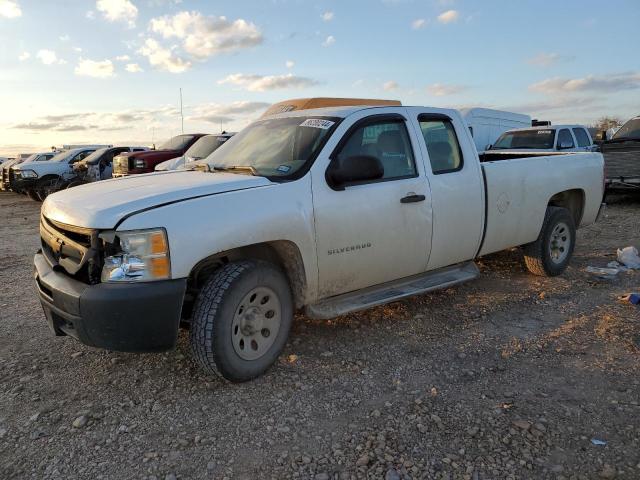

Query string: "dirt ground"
[[0, 191, 638, 480]]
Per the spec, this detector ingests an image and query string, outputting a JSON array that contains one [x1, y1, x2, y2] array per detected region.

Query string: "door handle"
[[400, 194, 426, 204]]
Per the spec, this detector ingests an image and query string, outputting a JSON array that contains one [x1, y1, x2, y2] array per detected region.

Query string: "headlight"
[[134, 159, 146, 169], [101, 229, 170, 282], [17, 169, 38, 178]]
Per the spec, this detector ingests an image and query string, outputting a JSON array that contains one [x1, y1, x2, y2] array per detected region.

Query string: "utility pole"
[[179, 88, 184, 134]]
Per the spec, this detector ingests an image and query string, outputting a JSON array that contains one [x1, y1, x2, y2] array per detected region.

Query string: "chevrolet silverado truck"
[[34, 103, 605, 382], [112, 134, 207, 176], [600, 115, 640, 193], [154, 133, 234, 172], [488, 125, 595, 153]]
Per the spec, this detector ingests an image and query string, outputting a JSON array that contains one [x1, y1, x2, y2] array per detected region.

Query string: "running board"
[[306, 261, 480, 319]]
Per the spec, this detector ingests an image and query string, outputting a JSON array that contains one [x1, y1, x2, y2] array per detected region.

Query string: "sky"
[[1, 0, 639, 156]]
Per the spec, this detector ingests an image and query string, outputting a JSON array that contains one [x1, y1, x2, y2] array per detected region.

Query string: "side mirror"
[[557, 142, 573, 150], [486, 144, 493, 151], [328, 155, 384, 189]]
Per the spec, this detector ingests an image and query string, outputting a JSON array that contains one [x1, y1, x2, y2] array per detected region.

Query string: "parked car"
[[112, 134, 207, 176], [600, 115, 640, 193], [155, 133, 235, 172], [1, 153, 35, 191], [0, 157, 8, 165], [12, 146, 109, 201], [459, 108, 531, 152], [70, 146, 149, 186], [8, 152, 57, 193], [488, 125, 594, 153], [34, 102, 604, 382]]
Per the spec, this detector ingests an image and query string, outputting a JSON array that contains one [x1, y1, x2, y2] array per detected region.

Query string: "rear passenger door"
[[408, 109, 485, 270]]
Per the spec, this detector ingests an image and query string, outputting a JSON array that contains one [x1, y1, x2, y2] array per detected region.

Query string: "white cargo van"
[[460, 108, 531, 152]]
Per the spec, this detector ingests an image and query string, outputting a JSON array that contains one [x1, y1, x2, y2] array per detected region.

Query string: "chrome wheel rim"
[[549, 221, 570, 264], [231, 287, 281, 361]]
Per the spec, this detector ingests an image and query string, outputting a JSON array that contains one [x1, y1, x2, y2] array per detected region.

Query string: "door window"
[[572, 128, 591, 147], [336, 120, 416, 180], [419, 117, 463, 174], [557, 129, 575, 148]]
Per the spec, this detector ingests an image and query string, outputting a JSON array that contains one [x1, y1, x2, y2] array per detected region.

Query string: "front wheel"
[[190, 260, 293, 382], [523, 206, 576, 276]]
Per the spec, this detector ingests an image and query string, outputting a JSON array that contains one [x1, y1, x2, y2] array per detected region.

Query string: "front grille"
[[112, 155, 129, 176], [40, 215, 102, 284]]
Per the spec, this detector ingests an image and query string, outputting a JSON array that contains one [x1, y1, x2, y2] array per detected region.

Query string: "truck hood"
[[14, 160, 69, 174], [42, 170, 272, 229]]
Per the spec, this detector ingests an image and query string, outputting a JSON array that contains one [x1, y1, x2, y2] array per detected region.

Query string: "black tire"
[[190, 260, 293, 382], [27, 189, 41, 202], [523, 206, 576, 276]]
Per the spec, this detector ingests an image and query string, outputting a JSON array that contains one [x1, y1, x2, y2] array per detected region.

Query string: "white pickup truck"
[[34, 103, 605, 382]]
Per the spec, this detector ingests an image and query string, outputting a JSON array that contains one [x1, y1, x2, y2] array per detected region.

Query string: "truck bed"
[[478, 152, 604, 257]]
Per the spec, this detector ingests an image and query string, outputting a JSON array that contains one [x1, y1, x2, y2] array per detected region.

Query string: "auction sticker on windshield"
[[300, 119, 335, 129], [537, 130, 553, 135]]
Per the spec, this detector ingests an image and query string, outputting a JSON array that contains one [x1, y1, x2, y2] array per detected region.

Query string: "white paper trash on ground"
[[617, 246, 640, 269]]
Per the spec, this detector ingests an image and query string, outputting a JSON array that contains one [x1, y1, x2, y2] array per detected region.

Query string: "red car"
[[112, 134, 208, 176]]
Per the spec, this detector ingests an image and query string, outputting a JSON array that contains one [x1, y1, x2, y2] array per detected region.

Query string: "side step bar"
[[306, 261, 480, 319]]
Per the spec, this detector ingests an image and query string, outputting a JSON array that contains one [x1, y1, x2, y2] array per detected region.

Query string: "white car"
[[35, 102, 604, 382], [12, 146, 110, 201], [489, 125, 595, 153], [154, 133, 235, 171]]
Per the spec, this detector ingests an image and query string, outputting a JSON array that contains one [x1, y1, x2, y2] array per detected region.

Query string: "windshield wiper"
[[212, 165, 258, 176]]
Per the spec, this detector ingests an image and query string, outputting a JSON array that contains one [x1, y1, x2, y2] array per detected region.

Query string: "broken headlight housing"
[[101, 229, 170, 282]]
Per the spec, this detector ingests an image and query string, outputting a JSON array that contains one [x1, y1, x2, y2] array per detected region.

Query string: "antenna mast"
[[179, 88, 184, 134]]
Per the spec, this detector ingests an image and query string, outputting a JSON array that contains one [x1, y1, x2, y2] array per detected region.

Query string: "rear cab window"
[[572, 128, 591, 147], [557, 129, 575, 149], [418, 115, 464, 174]]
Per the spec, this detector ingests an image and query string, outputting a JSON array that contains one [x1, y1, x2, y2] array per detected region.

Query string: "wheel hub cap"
[[549, 221, 570, 264], [231, 287, 281, 361]]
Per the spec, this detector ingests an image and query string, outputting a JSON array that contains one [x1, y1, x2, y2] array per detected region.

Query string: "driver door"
[[311, 110, 432, 298]]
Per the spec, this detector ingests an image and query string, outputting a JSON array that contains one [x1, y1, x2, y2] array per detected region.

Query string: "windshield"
[[81, 147, 109, 164], [50, 150, 72, 162], [23, 153, 40, 163], [159, 135, 195, 151], [613, 118, 640, 140], [492, 129, 556, 149], [185, 135, 230, 160], [204, 116, 339, 177]]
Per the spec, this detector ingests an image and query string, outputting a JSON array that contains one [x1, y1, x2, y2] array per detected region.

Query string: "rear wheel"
[[523, 206, 576, 276], [190, 260, 293, 382]]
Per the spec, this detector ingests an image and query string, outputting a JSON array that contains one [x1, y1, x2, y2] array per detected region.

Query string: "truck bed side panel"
[[479, 153, 603, 257]]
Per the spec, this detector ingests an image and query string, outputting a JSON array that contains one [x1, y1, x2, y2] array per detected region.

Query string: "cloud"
[[36, 49, 62, 65], [412, 18, 427, 30], [189, 101, 270, 124], [96, 0, 138, 28], [383, 81, 399, 91], [115, 54, 131, 61], [527, 52, 573, 68], [285, 60, 294, 69], [437, 10, 459, 24], [149, 11, 262, 59], [218, 73, 319, 92], [18, 51, 30, 61], [322, 35, 335, 47], [427, 83, 467, 96], [59, 34, 70, 42], [0, 0, 21, 18], [125, 63, 143, 73], [74, 58, 115, 78], [321, 11, 334, 21], [138, 38, 191, 73], [529, 72, 640, 94], [86, 10, 95, 19], [73, 46, 83, 53]]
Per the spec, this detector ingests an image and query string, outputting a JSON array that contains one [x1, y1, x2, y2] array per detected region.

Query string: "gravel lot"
[[0, 191, 639, 480]]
